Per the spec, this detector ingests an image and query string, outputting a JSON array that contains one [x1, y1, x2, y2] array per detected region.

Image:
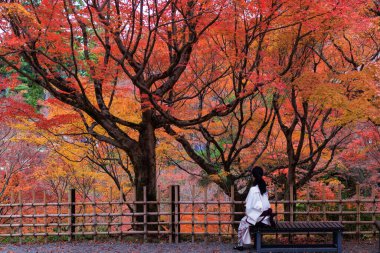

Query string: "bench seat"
[[250, 221, 344, 253]]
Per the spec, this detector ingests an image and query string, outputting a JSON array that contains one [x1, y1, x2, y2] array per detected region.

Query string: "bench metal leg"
[[333, 231, 342, 253], [256, 231, 261, 253]]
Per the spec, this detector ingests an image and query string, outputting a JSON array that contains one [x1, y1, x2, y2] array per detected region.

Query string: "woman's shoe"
[[233, 245, 245, 251]]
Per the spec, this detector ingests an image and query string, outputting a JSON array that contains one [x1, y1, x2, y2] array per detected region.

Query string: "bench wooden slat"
[[251, 221, 343, 233], [259, 245, 340, 253], [324, 222, 332, 229], [330, 222, 337, 228], [305, 222, 313, 229], [299, 222, 307, 230]]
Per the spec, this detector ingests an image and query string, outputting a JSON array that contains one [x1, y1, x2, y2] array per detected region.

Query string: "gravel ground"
[[0, 241, 378, 253]]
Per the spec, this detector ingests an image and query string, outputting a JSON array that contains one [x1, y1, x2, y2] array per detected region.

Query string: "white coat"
[[245, 185, 271, 226], [237, 185, 271, 246]]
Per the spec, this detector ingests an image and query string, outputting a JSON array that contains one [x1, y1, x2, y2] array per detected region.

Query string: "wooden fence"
[[0, 184, 379, 244]]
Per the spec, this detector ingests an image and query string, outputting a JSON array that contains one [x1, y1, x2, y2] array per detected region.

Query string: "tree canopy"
[[0, 0, 379, 224]]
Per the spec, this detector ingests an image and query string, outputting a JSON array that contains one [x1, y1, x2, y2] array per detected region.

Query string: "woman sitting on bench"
[[234, 166, 272, 251]]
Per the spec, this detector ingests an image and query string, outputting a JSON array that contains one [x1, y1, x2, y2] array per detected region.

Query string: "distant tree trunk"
[[232, 191, 246, 231], [273, 90, 307, 222], [217, 181, 250, 232], [284, 166, 296, 222]]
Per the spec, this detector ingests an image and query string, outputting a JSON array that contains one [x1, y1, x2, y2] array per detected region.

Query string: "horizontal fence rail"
[[0, 184, 379, 244]]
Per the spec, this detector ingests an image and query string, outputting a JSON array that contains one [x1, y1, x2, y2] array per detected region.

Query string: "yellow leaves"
[[109, 96, 141, 124], [36, 142, 126, 196], [1, 3, 33, 20], [208, 170, 230, 184], [208, 174, 220, 182], [0, 3, 40, 28], [292, 66, 378, 127]]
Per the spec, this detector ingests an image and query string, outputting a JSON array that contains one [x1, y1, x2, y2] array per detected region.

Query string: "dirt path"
[[0, 241, 377, 253]]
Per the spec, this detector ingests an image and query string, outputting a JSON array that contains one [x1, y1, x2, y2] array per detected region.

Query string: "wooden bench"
[[250, 221, 344, 253]]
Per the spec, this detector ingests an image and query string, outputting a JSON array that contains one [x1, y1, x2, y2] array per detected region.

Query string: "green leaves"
[[15, 83, 44, 108]]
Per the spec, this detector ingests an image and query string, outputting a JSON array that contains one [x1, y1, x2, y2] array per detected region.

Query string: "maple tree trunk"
[[131, 109, 158, 231]]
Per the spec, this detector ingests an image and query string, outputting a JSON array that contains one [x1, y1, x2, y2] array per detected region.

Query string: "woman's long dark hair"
[[251, 166, 267, 195]]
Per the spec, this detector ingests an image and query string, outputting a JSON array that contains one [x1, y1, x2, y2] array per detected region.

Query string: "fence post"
[[274, 185, 278, 243], [10, 192, 14, 238], [217, 188, 221, 242], [191, 185, 195, 243], [92, 188, 97, 242], [157, 186, 161, 237], [338, 184, 342, 224], [289, 185, 294, 244], [58, 192, 62, 236], [230, 185, 235, 242], [143, 186, 147, 243], [356, 184, 360, 242], [306, 185, 310, 240], [18, 191, 22, 245], [322, 184, 327, 243], [169, 187, 173, 243], [32, 190, 36, 239], [108, 187, 112, 235], [119, 189, 123, 241], [290, 184, 294, 222], [322, 185, 326, 221], [170, 185, 180, 243], [68, 188, 76, 242], [371, 187, 376, 239], [204, 185, 208, 243], [43, 191, 47, 243]]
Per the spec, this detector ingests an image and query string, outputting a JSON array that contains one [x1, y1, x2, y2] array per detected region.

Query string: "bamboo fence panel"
[[0, 184, 378, 244]]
